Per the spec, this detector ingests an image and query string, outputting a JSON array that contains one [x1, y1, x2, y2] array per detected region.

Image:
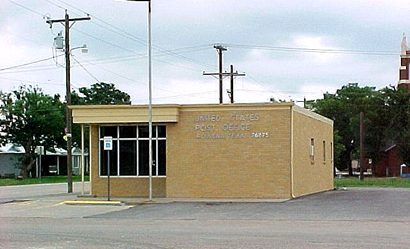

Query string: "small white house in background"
[[72, 147, 89, 175], [43, 147, 90, 176], [0, 143, 88, 177], [0, 144, 24, 177]]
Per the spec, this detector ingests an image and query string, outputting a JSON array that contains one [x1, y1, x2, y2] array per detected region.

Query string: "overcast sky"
[[0, 0, 408, 104]]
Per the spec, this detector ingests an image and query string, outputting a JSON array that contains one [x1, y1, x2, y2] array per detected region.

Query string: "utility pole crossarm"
[[214, 44, 227, 51], [233, 72, 246, 76], [203, 72, 229, 76], [203, 67, 245, 104], [203, 72, 245, 76], [46, 16, 91, 24], [203, 45, 245, 104]]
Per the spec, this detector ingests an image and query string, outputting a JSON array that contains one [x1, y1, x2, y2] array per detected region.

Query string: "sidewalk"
[[66, 195, 290, 206]]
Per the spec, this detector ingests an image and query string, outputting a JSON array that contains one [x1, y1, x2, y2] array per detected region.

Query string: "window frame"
[[99, 125, 166, 178], [322, 140, 326, 163], [310, 138, 315, 162]]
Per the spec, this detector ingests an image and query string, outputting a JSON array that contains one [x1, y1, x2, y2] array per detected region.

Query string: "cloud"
[[0, 0, 408, 105]]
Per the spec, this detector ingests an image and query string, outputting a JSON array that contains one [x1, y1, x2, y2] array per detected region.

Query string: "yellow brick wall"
[[89, 125, 166, 197], [292, 109, 334, 197], [166, 105, 292, 199], [86, 104, 333, 199]]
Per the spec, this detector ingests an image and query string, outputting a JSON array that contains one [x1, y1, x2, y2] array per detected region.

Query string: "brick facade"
[[74, 103, 333, 199], [398, 35, 410, 90]]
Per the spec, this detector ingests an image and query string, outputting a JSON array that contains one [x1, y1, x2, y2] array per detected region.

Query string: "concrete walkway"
[[0, 182, 90, 203]]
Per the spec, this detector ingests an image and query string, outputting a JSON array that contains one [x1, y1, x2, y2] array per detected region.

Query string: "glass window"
[[138, 126, 149, 138], [323, 141, 326, 162], [158, 126, 166, 138], [100, 141, 118, 176], [138, 125, 156, 138], [158, 140, 166, 175], [310, 138, 315, 161], [138, 140, 149, 176], [152, 141, 157, 176], [120, 141, 137, 175], [120, 126, 136, 138], [100, 126, 117, 138], [100, 125, 166, 177]]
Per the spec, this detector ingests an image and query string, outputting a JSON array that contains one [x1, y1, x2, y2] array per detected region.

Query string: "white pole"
[[39, 150, 42, 180], [125, 0, 152, 201], [36, 157, 39, 178], [81, 124, 85, 195], [57, 156, 60, 175], [148, 0, 153, 201], [89, 125, 92, 195]]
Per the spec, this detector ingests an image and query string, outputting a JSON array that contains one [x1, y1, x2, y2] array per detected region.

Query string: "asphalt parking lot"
[[92, 187, 410, 222], [0, 185, 409, 248]]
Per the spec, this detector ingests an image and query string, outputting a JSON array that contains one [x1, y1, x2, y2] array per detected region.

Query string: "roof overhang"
[[70, 104, 180, 124]]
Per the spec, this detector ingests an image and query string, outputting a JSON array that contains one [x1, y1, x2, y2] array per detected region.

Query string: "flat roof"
[[69, 102, 331, 125]]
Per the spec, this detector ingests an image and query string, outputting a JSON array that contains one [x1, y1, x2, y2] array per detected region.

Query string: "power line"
[[45, 0, 147, 44], [43, 0, 215, 69], [3, 29, 47, 47], [0, 55, 144, 73], [0, 53, 142, 74], [42, 0, 147, 54], [225, 43, 398, 56], [0, 46, 211, 74], [73, 55, 144, 66], [153, 58, 203, 73], [8, 0, 47, 18], [0, 66, 63, 75], [0, 76, 64, 86], [71, 56, 181, 95], [152, 90, 218, 100], [236, 89, 318, 94], [0, 55, 63, 72], [71, 28, 138, 53], [42, 0, 66, 11], [71, 57, 100, 83]]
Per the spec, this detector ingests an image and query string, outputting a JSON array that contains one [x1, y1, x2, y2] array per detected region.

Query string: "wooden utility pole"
[[230, 65, 234, 103], [46, 11, 90, 193], [228, 65, 245, 103], [359, 111, 365, 181], [203, 45, 227, 104], [204, 45, 245, 104], [215, 45, 226, 104]]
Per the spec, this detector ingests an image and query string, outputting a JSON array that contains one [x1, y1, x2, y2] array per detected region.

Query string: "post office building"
[[71, 102, 334, 199]]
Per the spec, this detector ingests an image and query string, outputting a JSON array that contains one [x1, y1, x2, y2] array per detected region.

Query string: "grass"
[[0, 175, 89, 186], [335, 177, 410, 188], [3, 175, 410, 188]]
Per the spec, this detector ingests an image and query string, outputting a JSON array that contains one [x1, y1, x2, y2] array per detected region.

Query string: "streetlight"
[[124, 0, 153, 201]]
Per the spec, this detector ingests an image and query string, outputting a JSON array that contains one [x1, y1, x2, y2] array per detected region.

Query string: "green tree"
[[310, 84, 385, 175], [0, 86, 65, 178], [70, 82, 131, 147], [72, 82, 131, 105], [382, 87, 410, 164]]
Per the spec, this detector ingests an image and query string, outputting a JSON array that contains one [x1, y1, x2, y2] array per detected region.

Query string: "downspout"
[[290, 104, 296, 198]]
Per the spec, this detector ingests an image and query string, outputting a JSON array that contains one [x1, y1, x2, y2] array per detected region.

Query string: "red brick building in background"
[[374, 145, 402, 177], [398, 34, 410, 91], [374, 35, 410, 176]]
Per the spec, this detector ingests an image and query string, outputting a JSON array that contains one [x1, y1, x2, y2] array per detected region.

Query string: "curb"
[[63, 200, 123, 206]]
